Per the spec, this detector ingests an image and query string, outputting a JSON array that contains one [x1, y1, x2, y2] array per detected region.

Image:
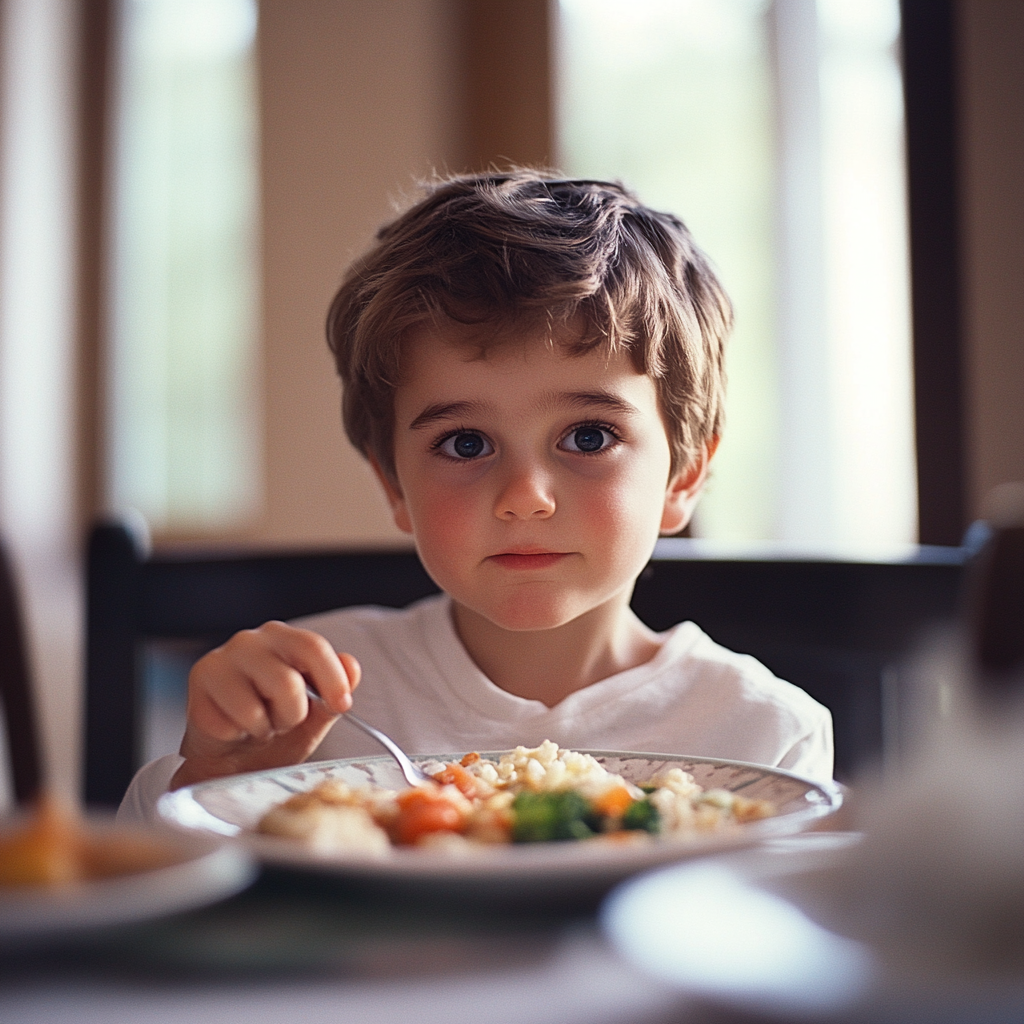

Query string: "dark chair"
[[0, 540, 42, 805], [631, 541, 967, 781], [84, 520, 967, 805]]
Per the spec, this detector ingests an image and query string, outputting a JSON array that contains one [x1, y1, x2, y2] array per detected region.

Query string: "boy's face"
[[374, 322, 708, 634]]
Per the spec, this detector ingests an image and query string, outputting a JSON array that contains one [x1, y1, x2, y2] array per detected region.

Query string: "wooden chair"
[[84, 520, 967, 805], [0, 540, 42, 805]]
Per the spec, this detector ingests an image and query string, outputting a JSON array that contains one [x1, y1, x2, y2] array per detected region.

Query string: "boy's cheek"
[[406, 490, 480, 550]]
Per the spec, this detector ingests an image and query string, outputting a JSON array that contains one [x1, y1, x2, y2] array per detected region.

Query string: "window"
[[108, 0, 260, 532], [557, 0, 915, 549]]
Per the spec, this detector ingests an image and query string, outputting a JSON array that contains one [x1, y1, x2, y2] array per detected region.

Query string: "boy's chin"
[[460, 595, 603, 634]]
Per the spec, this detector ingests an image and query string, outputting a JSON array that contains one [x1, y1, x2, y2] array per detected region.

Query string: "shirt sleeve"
[[775, 706, 835, 783], [116, 754, 184, 825]]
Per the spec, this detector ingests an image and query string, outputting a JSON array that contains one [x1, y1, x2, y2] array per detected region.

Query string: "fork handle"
[[340, 711, 431, 786]]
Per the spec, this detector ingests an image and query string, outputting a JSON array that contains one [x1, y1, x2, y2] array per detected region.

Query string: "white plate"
[[605, 832, 1024, 1022], [0, 823, 257, 943], [604, 833, 873, 1017], [158, 752, 842, 892]]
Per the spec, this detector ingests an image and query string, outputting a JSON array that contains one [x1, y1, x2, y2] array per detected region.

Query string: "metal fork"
[[340, 710, 433, 786], [306, 685, 433, 786]]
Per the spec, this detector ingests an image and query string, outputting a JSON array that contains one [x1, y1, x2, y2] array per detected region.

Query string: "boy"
[[121, 171, 832, 818]]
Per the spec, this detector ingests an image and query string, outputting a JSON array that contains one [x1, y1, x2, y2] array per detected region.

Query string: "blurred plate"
[[603, 833, 873, 1017], [604, 831, 1024, 1022], [158, 752, 841, 896], [0, 821, 256, 943]]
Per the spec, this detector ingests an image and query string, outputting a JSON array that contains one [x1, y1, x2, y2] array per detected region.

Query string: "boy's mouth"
[[488, 551, 569, 570]]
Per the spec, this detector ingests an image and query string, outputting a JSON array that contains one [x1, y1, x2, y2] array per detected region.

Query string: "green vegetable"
[[621, 797, 661, 834], [511, 791, 597, 843]]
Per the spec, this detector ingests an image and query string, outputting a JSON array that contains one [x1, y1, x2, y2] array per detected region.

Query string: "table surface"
[[4, 832, 1020, 1024], [0, 864, 701, 1024]]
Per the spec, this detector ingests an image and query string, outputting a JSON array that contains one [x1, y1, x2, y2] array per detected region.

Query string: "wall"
[[253, 0, 465, 547], [957, 0, 1024, 519], [252, 0, 552, 548]]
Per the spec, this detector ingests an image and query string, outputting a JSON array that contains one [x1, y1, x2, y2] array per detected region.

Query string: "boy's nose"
[[494, 462, 556, 520]]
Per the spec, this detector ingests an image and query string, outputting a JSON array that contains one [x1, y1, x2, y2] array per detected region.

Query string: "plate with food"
[[158, 742, 842, 893], [0, 796, 257, 942]]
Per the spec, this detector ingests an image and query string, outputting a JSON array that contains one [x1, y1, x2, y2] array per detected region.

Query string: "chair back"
[[0, 540, 42, 804], [85, 521, 967, 804], [634, 541, 966, 779]]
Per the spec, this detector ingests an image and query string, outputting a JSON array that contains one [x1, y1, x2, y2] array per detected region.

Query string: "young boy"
[[121, 171, 832, 819]]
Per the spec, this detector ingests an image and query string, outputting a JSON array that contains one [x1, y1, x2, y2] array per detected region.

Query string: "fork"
[[305, 684, 433, 786], [340, 711, 434, 787]]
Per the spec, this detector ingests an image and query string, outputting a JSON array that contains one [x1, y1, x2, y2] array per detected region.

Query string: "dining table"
[[9, 818, 1024, 1024], [0, 857, 698, 1024]]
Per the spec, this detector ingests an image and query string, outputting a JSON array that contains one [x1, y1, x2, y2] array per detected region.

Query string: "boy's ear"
[[369, 457, 414, 535], [660, 437, 719, 535]]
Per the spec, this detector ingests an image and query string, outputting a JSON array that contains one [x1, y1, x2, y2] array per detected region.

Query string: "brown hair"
[[326, 169, 732, 479]]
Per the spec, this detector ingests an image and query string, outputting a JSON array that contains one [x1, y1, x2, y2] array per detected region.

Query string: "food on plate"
[[0, 795, 179, 887], [256, 741, 776, 854]]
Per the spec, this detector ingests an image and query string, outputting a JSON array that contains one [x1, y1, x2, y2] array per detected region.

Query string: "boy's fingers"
[[337, 651, 362, 695], [280, 696, 342, 754], [203, 675, 276, 740], [186, 623, 357, 750], [176, 695, 340, 788], [188, 690, 251, 744], [189, 646, 284, 738], [212, 627, 321, 732], [256, 622, 359, 715], [242, 658, 313, 733]]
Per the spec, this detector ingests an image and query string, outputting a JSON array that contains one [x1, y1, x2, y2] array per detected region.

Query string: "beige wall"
[[957, 0, 1024, 519], [253, 0, 465, 547]]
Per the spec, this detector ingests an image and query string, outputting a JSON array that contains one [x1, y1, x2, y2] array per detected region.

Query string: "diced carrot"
[[592, 785, 635, 819], [460, 751, 481, 767], [393, 788, 466, 845], [431, 762, 477, 796]]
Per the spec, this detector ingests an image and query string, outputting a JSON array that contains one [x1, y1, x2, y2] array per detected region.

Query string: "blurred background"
[[0, 0, 1020, 799]]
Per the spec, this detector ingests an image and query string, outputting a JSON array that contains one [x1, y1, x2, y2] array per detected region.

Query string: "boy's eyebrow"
[[409, 401, 483, 430], [553, 390, 642, 416], [409, 391, 641, 429]]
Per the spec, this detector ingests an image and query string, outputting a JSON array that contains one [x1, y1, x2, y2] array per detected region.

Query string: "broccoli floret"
[[511, 791, 597, 843], [621, 797, 661, 834]]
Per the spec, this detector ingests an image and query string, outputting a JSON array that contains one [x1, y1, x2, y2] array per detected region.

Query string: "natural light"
[[557, 0, 915, 551], [108, 0, 260, 532]]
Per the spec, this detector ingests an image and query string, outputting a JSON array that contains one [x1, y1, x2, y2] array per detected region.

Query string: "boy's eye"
[[437, 431, 494, 460], [560, 426, 618, 454]]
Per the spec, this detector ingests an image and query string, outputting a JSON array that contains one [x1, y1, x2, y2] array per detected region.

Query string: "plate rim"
[[157, 749, 842, 882], [0, 831, 257, 941]]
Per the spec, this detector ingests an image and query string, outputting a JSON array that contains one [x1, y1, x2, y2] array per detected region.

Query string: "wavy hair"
[[326, 170, 732, 479]]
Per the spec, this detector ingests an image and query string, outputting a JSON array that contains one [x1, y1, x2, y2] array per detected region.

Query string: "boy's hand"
[[169, 622, 361, 790]]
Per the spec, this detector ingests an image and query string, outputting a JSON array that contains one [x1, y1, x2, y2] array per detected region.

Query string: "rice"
[[256, 741, 776, 854]]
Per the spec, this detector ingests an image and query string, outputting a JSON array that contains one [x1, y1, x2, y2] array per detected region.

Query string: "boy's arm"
[[169, 621, 361, 790]]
